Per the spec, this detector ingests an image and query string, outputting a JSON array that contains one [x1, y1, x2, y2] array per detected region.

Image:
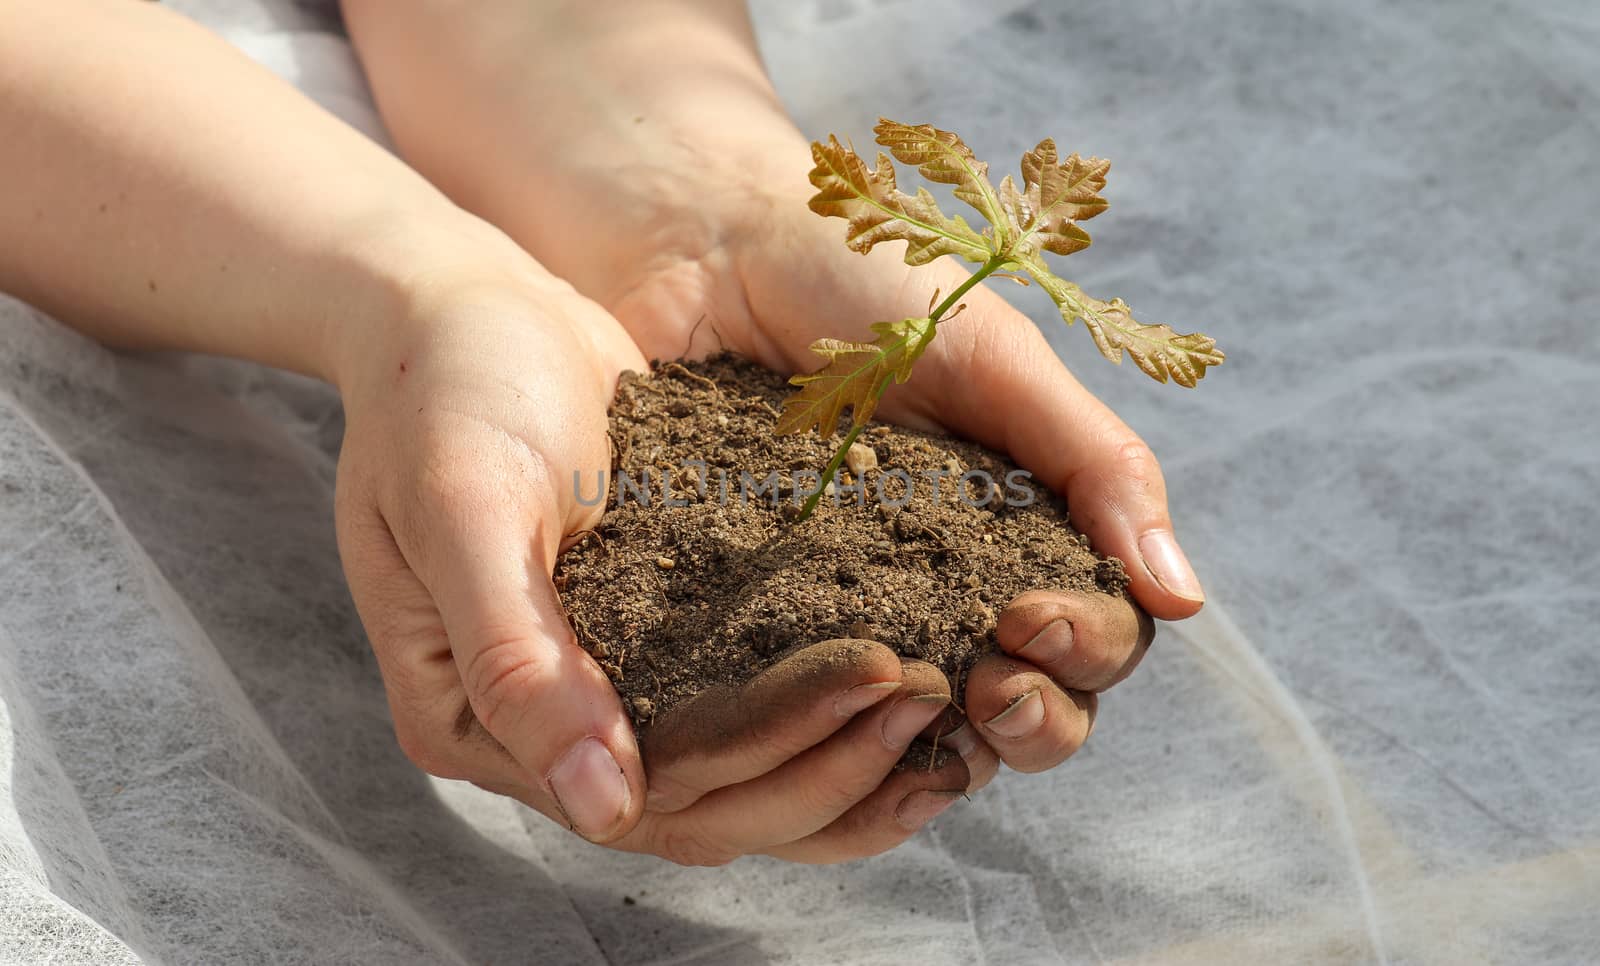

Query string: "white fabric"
[[3, 1, 1597, 962]]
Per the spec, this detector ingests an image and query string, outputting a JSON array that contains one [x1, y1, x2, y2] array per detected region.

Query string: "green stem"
[[794, 254, 1008, 522], [927, 254, 1007, 328], [795, 419, 871, 521]]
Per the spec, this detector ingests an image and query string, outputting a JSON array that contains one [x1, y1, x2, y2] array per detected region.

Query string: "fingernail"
[[982, 689, 1044, 739], [940, 721, 980, 758], [882, 694, 948, 750], [1017, 619, 1074, 665], [1138, 530, 1205, 603], [895, 789, 963, 831], [835, 681, 901, 718], [548, 737, 630, 840]]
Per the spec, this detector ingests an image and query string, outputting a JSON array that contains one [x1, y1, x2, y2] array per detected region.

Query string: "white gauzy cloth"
[[3, 1, 1597, 963]]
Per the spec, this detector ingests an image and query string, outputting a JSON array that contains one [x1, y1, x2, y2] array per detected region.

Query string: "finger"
[[903, 705, 1000, 791], [762, 754, 972, 864], [396, 455, 644, 844], [962, 653, 1096, 774], [617, 661, 950, 866], [927, 712, 1002, 795], [641, 638, 904, 813], [898, 271, 1206, 621], [995, 589, 1155, 692], [336, 491, 537, 793]]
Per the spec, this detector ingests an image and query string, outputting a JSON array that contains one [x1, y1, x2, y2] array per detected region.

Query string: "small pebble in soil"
[[845, 442, 879, 476]]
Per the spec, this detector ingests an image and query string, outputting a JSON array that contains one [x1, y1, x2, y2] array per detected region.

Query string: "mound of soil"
[[554, 354, 1127, 742]]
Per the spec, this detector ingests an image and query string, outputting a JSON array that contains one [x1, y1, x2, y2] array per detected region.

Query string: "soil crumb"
[[555, 354, 1127, 744]]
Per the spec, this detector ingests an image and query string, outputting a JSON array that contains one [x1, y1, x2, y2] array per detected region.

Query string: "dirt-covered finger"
[[963, 654, 1095, 773], [995, 589, 1154, 692], [760, 756, 971, 864], [617, 661, 950, 864], [933, 718, 1001, 794], [641, 638, 903, 813]]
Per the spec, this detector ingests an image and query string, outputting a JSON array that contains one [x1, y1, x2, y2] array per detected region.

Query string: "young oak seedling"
[[777, 119, 1224, 519]]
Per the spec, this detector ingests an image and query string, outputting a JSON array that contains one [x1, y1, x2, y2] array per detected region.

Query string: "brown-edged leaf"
[[1019, 139, 1109, 256], [808, 136, 993, 266], [776, 316, 936, 437], [1029, 266, 1224, 387], [873, 119, 1011, 246]]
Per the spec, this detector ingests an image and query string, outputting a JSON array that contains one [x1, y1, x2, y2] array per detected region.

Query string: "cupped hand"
[[452, 117, 1198, 789], [339, 0, 1206, 854], [330, 259, 979, 863]]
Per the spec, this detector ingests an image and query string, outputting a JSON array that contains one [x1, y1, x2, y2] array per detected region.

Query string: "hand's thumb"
[[415, 490, 643, 842]]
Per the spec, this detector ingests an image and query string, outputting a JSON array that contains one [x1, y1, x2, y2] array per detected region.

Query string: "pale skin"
[[0, 0, 1204, 865]]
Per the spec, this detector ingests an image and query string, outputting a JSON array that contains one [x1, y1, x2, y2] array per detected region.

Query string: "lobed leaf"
[[807, 136, 993, 266], [873, 120, 1011, 246], [776, 316, 936, 437], [1028, 265, 1225, 387], [1016, 139, 1110, 256]]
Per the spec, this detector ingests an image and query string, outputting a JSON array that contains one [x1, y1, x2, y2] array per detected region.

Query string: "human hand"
[[520, 143, 1177, 783], [349, 60, 1193, 795], [1, 0, 980, 866], [341, 0, 1200, 855], [331, 260, 981, 863]]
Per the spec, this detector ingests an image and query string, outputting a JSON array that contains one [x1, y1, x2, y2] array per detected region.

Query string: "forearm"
[[0, 0, 527, 384], [343, 0, 796, 165], [342, 0, 809, 292]]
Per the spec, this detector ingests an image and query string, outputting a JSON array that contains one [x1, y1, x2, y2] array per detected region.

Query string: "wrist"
[[320, 204, 569, 395]]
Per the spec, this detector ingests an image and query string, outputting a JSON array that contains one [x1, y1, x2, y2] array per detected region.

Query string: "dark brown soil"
[[554, 354, 1127, 752]]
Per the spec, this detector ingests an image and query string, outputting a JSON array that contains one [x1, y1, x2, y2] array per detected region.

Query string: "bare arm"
[[0, 0, 663, 845], [338, 0, 805, 306], [0, 0, 527, 382], [0, 1, 951, 859]]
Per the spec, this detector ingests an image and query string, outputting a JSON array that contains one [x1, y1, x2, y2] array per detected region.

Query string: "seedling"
[[777, 119, 1224, 519]]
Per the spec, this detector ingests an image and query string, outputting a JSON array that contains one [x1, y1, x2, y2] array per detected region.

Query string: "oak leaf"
[[872, 120, 1011, 247], [1015, 139, 1109, 256], [807, 136, 992, 266], [1029, 268, 1224, 386], [776, 316, 936, 437]]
